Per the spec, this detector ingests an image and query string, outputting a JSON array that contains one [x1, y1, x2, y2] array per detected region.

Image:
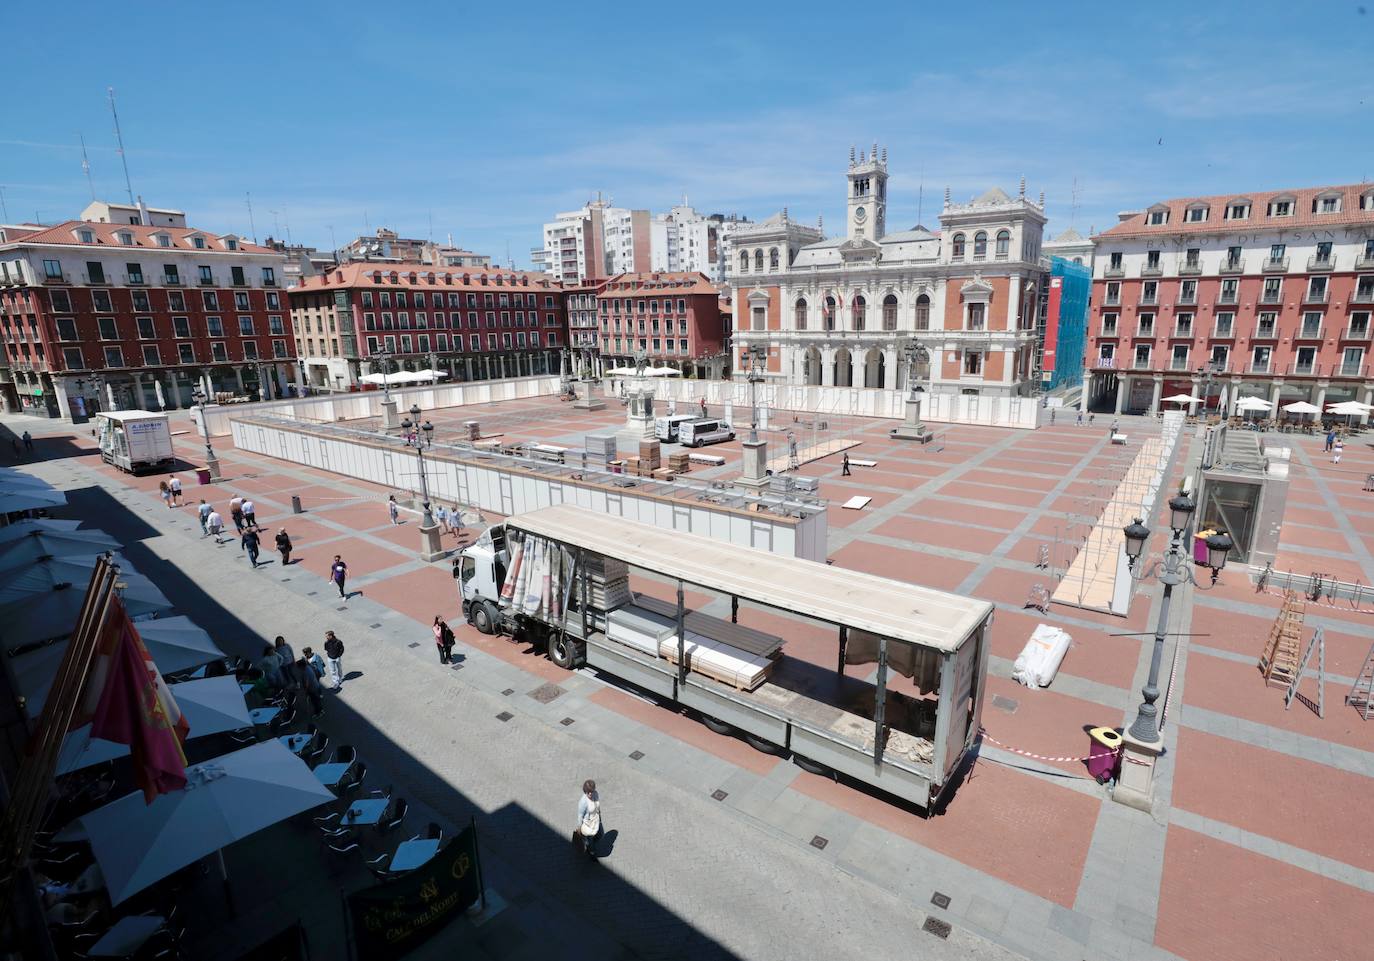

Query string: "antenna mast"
[[79, 134, 96, 201], [1070, 176, 1081, 229], [107, 87, 134, 205], [245, 193, 258, 245], [0, 185, 8, 223], [916, 163, 925, 226]]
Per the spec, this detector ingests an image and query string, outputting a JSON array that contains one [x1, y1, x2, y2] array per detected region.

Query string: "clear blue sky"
[[4, 2, 1371, 266]]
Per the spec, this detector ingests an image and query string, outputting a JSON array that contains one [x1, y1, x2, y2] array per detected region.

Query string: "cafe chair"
[[327, 745, 356, 767], [228, 727, 257, 744], [327, 834, 362, 855], [378, 798, 408, 835], [365, 852, 394, 882], [425, 822, 443, 842], [338, 763, 368, 800], [305, 733, 329, 764]]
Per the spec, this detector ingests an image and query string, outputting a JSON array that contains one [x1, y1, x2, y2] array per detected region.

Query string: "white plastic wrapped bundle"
[[1011, 624, 1072, 688]]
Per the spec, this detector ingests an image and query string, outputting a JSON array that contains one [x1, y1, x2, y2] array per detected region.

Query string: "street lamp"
[[191, 386, 221, 480], [401, 404, 437, 533], [1121, 493, 1232, 744], [746, 345, 767, 444], [374, 348, 399, 432]]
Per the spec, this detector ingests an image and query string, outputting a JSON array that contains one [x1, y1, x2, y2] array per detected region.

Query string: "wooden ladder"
[[1258, 592, 1307, 688], [1346, 641, 1374, 721]]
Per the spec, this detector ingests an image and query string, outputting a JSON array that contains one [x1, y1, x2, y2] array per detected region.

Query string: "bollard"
[[291, 495, 303, 514]]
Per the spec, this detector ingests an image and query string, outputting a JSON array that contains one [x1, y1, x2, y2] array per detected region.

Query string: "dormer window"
[[1312, 192, 1341, 214], [225, 238, 238, 251], [1267, 197, 1294, 217], [77, 228, 95, 243], [1184, 205, 1208, 223], [118, 231, 135, 245], [1147, 206, 1169, 226], [192, 236, 206, 249], [1225, 201, 1250, 220], [154, 233, 171, 248]]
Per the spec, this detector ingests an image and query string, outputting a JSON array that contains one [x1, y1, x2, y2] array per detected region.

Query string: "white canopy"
[[0, 557, 172, 651], [0, 488, 67, 513], [1235, 397, 1273, 412], [1327, 400, 1373, 415], [360, 369, 446, 386], [0, 519, 84, 543], [1281, 401, 1322, 414], [58, 740, 334, 904], [0, 469, 58, 489], [55, 676, 251, 775], [609, 366, 681, 377], [1162, 393, 1202, 405], [0, 528, 122, 572]]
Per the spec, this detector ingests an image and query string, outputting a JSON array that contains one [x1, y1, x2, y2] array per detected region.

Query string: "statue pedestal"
[[572, 379, 605, 411], [419, 521, 445, 562], [735, 439, 770, 490], [1112, 731, 1163, 814], [379, 397, 399, 433], [890, 396, 934, 443], [616, 388, 657, 456]]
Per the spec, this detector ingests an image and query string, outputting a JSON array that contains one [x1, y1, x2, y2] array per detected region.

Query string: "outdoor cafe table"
[[388, 838, 440, 872], [339, 798, 389, 827], [313, 762, 352, 788], [278, 733, 311, 755], [89, 915, 164, 958], [248, 706, 280, 726]]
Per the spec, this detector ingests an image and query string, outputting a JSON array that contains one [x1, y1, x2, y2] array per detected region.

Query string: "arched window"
[[739, 250, 749, 273], [852, 295, 866, 331], [769, 248, 779, 270], [823, 296, 837, 331], [794, 298, 807, 330], [753, 249, 764, 271], [915, 293, 930, 331], [951, 233, 965, 259], [973, 231, 988, 259], [995, 230, 1011, 258], [882, 294, 898, 330]]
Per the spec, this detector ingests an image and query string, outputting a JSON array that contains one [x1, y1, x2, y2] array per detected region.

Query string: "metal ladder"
[[1347, 641, 1374, 721]]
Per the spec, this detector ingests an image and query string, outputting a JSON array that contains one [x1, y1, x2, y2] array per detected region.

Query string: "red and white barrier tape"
[[978, 729, 1095, 764]]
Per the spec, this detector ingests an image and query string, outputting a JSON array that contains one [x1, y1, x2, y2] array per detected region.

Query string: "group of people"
[[387, 494, 468, 540], [183, 492, 293, 569], [252, 631, 348, 715]]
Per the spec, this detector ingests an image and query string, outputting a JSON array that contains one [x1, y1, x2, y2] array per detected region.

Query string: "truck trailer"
[[95, 411, 174, 475], [457, 504, 992, 812]]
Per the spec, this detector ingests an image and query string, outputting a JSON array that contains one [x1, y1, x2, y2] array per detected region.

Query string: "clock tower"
[[847, 143, 888, 242]]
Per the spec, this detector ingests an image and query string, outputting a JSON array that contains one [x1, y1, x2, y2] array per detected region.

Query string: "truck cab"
[[458, 525, 507, 634]]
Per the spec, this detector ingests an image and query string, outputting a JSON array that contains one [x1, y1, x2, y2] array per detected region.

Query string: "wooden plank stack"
[[667, 452, 691, 473], [638, 440, 661, 471], [584, 553, 632, 610], [1259, 591, 1307, 688], [585, 434, 616, 465]]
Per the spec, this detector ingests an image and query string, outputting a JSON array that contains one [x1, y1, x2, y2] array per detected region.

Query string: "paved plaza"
[[7, 392, 1373, 961]]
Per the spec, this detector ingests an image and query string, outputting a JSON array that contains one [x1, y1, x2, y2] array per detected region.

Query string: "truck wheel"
[[549, 633, 581, 669], [472, 601, 498, 636], [700, 715, 734, 735], [744, 733, 788, 757], [793, 755, 833, 777]]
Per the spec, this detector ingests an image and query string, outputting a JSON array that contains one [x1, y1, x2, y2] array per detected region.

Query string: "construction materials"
[[1011, 624, 1072, 688], [688, 452, 725, 466], [1284, 627, 1325, 717], [842, 496, 872, 510], [585, 434, 616, 464], [1258, 592, 1307, 688], [638, 439, 661, 471], [667, 452, 691, 473], [584, 554, 631, 610], [605, 602, 774, 691], [1346, 640, 1374, 720]]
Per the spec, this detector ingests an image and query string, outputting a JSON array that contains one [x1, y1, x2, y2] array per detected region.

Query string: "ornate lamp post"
[[191, 386, 221, 480], [375, 347, 398, 431], [1114, 491, 1232, 809], [746, 344, 767, 443], [400, 404, 442, 561]]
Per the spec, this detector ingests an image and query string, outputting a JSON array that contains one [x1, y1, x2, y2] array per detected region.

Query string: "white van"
[[678, 418, 734, 448], [96, 411, 174, 474], [654, 414, 696, 442]]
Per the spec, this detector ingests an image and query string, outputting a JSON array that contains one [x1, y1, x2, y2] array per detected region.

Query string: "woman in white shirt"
[[577, 779, 602, 860]]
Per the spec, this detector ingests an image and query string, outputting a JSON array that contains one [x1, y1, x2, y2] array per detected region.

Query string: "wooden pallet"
[[1259, 592, 1307, 688]]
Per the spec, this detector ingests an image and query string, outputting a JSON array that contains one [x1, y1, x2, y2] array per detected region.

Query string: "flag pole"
[[471, 815, 486, 912]]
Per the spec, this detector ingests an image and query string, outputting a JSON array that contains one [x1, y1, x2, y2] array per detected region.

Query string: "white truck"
[[95, 411, 174, 474], [457, 504, 992, 813]]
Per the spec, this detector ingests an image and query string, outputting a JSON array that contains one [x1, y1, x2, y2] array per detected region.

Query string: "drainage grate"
[[307, 591, 318, 596], [495, 712, 513, 723], [810, 836, 829, 850], [280, 578, 292, 583], [931, 892, 951, 910], [559, 717, 575, 726], [711, 789, 728, 801], [527, 683, 565, 704], [369, 623, 382, 629], [337, 606, 347, 612], [501, 689, 515, 696], [922, 917, 951, 940], [991, 694, 1019, 714], [451, 663, 464, 670], [407, 642, 420, 649], [629, 750, 644, 761]]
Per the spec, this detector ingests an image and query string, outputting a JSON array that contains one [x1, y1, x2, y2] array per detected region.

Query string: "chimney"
[[136, 195, 151, 226]]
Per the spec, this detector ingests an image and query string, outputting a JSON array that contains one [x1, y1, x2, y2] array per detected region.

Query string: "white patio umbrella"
[[55, 676, 251, 775], [1282, 401, 1321, 415], [155, 379, 167, 411], [57, 740, 335, 905], [0, 487, 67, 513], [0, 557, 172, 650], [1327, 400, 1373, 415], [0, 519, 84, 543], [0, 528, 122, 572], [1235, 397, 1273, 413], [0, 469, 57, 488], [10, 614, 222, 715], [1162, 392, 1202, 405], [412, 368, 448, 382]]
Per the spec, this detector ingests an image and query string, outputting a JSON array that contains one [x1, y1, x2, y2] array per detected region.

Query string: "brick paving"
[[8, 393, 1374, 961]]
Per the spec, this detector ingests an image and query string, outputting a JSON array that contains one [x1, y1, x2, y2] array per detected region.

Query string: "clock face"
[[855, 206, 867, 222]]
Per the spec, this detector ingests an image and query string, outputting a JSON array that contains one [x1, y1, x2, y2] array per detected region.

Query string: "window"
[[963, 350, 983, 375], [1226, 202, 1249, 220], [141, 345, 160, 365], [1148, 209, 1168, 225], [269, 315, 284, 335], [192, 236, 206, 249], [753, 250, 764, 271], [243, 341, 259, 360], [1267, 199, 1293, 217], [238, 316, 254, 335], [137, 317, 155, 339], [273, 340, 287, 358], [1105, 282, 1121, 304], [1109, 252, 1123, 270], [768, 248, 779, 270], [951, 233, 965, 259], [178, 343, 195, 364], [63, 347, 84, 369], [211, 342, 227, 362], [1185, 205, 1207, 223], [1180, 279, 1197, 303], [1210, 345, 1229, 367], [50, 290, 71, 312], [1356, 276, 1374, 302], [1184, 247, 1200, 267], [203, 291, 219, 310], [78, 229, 94, 243], [173, 316, 191, 338], [1307, 276, 1329, 302], [470, 335, 480, 351], [1342, 347, 1365, 376], [97, 317, 118, 340], [207, 316, 223, 337], [1315, 194, 1341, 214], [1256, 312, 1277, 337], [103, 347, 124, 368], [487, 333, 498, 349], [1146, 250, 1161, 270], [1350, 312, 1370, 336], [915, 294, 930, 330], [1141, 281, 1158, 304], [55, 318, 78, 341], [1252, 346, 1271, 371], [231, 266, 246, 286], [1220, 279, 1238, 303], [125, 262, 144, 285], [1134, 344, 1152, 367], [117, 231, 134, 246], [234, 291, 250, 310], [973, 232, 987, 259], [1262, 277, 1282, 302], [132, 290, 150, 311], [1138, 313, 1155, 336], [995, 230, 1010, 258], [198, 265, 214, 285], [262, 267, 276, 286], [852, 295, 866, 330], [1315, 241, 1333, 264], [43, 259, 63, 279], [967, 302, 986, 330], [823, 297, 836, 330], [1215, 312, 1234, 336], [156, 234, 171, 248], [86, 262, 106, 284], [1098, 343, 1116, 364], [1102, 312, 1118, 335], [793, 299, 807, 330], [92, 290, 113, 312], [882, 294, 897, 330], [164, 265, 180, 285], [1175, 313, 1193, 337], [1171, 344, 1190, 369]]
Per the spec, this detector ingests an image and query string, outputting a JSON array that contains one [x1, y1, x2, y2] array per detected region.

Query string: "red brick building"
[[596, 272, 727, 378], [1086, 182, 1374, 416], [0, 219, 292, 419], [289, 262, 567, 388]]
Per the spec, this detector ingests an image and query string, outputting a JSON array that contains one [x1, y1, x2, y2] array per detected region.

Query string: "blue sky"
[[4, 2, 1372, 266]]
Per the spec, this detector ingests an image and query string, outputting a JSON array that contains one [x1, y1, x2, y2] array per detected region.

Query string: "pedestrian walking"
[[1050, 409, 1056, 425], [1089, 413, 1096, 425], [293, 656, 324, 716], [433, 615, 456, 664], [1334, 438, 1344, 464], [841, 452, 851, 476], [1325, 428, 1337, 453], [158, 480, 172, 509], [1110, 419, 1120, 436], [330, 555, 348, 598], [388, 494, 400, 525], [197, 499, 211, 536], [436, 504, 449, 533], [323, 631, 345, 690], [273, 635, 296, 666], [1076, 410, 1084, 426], [577, 779, 603, 860], [21, 430, 32, 453], [207, 509, 225, 544], [242, 498, 258, 529], [303, 646, 326, 681], [229, 495, 245, 534], [169, 475, 183, 506], [699, 397, 707, 418], [241, 527, 261, 568], [451, 505, 464, 541], [275, 528, 292, 565]]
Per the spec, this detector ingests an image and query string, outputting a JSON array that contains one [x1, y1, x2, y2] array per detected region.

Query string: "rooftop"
[[0, 221, 277, 255], [294, 261, 562, 292], [1097, 181, 1374, 239]]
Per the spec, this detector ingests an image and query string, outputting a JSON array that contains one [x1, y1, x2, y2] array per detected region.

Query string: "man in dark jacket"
[[275, 528, 292, 565], [323, 631, 345, 691], [241, 527, 261, 568]]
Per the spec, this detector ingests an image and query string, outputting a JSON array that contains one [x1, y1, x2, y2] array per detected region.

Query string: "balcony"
[[1102, 265, 1124, 278], [1308, 254, 1335, 271], [1344, 323, 1372, 340], [1141, 265, 1163, 277], [263, 277, 278, 288], [1219, 258, 1246, 274], [43, 272, 71, 285], [1253, 323, 1278, 339], [1353, 287, 1374, 305], [1262, 256, 1290, 273], [1249, 359, 1273, 374], [1338, 362, 1369, 378], [1135, 324, 1156, 338], [1172, 324, 1194, 339], [1100, 324, 1119, 337], [124, 272, 146, 286], [1217, 291, 1240, 305], [1131, 356, 1154, 371], [1138, 293, 1159, 307], [1168, 356, 1192, 371], [231, 275, 248, 288], [1259, 290, 1283, 305], [198, 275, 216, 287], [1212, 323, 1236, 338], [1103, 294, 1121, 307], [1202, 360, 1232, 374], [81, 272, 107, 286], [1304, 289, 1330, 304], [1177, 260, 1203, 276], [1356, 253, 1374, 270], [162, 274, 184, 287]]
